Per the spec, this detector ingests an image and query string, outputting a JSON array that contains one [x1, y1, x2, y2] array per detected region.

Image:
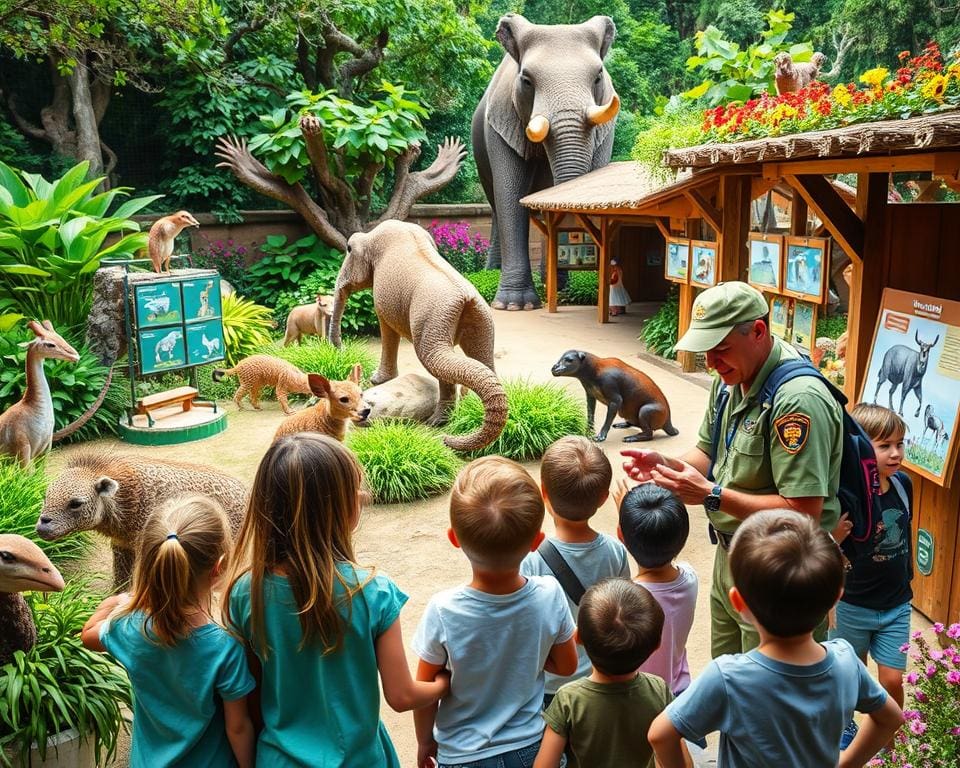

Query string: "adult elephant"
[[472, 13, 619, 310]]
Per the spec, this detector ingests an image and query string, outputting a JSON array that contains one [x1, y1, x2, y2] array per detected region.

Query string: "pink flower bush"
[[872, 623, 960, 767], [427, 220, 490, 274]]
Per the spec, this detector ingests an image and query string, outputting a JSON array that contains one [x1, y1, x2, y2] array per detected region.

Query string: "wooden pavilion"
[[523, 111, 960, 626]]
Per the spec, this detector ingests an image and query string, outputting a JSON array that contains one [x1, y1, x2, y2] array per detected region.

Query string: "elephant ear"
[[495, 14, 531, 63], [583, 16, 616, 59], [486, 14, 541, 160]]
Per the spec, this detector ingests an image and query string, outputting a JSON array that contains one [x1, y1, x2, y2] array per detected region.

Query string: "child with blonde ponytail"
[[82, 496, 255, 767], [223, 432, 448, 766]]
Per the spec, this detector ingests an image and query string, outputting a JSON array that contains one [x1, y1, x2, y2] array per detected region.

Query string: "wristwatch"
[[704, 485, 723, 513]]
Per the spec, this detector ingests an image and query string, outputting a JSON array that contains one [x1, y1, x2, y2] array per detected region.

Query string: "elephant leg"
[[427, 380, 457, 426], [486, 130, 540, 311], [371, 324, 401, 385], [472, 101, 501, 271]]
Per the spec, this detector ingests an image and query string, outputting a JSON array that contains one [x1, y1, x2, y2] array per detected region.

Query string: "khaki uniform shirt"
[[696, 338, 843, 534]]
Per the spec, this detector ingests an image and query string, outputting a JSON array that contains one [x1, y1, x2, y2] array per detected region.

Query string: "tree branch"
[[338, 28, 389, 99], [357, 160, 384, 219], [374, 137, 466, 225], [297, 31, 316, 90], [2, 89, 47, 140], [299, 115, 356, 220], [224, 16, 270, 63], [215, 135, 348, 251], [91, 78, 111, 125], [101, 138, 117, 177], [822, 28, 856, 79]]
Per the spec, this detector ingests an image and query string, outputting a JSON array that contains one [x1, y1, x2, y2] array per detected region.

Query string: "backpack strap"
[[888, 473, 910, 514], [706, 386, 731, 483], [536, 540, 587, 606], [757, 358, 848, 410], [888, 472, 913, 581]]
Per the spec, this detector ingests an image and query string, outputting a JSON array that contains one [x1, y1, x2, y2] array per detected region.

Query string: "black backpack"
[[708, 359, 881, 560]]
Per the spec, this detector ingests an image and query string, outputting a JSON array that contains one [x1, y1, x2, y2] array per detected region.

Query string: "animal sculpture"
[[213, 355, 313, 415], [283, 294, 334, 346], [551, 350, 678, 442], [774, 51, 826, 95], [472, 14, 619, 310], [154, 330, 182, 363], [37, 454, 247, 588], [873, 331, 939, 417], [274, 365, 370, 442], [0, 534, 65, 665], [201, 334, 221, 358], [328, 220, 507, 452], [0, 321, 80, 466], [147, 211, 200, 273]]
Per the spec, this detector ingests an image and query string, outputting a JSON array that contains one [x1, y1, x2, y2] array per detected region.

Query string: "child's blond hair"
[[450, 456, 543, 570], [851, 402, 907, 442], [121, 495, 231, 646], [540, 436, 612, 521]]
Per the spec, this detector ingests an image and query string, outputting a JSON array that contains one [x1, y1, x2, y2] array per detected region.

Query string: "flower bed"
[[699, 43, 960, 143]]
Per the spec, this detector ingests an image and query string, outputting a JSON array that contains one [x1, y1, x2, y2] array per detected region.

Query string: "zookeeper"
[[622, 281, 844, 657]]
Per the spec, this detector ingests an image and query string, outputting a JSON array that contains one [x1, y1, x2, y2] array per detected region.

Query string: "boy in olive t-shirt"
[[534, 579, 682, 768]]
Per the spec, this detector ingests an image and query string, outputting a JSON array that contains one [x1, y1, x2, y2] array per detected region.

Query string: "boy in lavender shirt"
[[616, 482, 698, 695]]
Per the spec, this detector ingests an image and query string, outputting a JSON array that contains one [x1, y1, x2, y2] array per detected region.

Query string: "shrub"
[[346, 421, 462, 504], [222, 293, 276, 367], [641, 287, 680, 360], [190, 239, 252, 296], [261, 338, 377, 382], [274, 266, 378, 336], [426, 220, 489, 274], [0, 326, 127, 443], [0, 581, 131, 767], [134, 366, 238, 402], [816, 314, 848, 340], [0, 457, 90, 566], [464, 269, 546, 305], [245, 234, 338, 306], [559, 271, 599, 306], [869, 623, 960, 767], [0, 161, 161, 330], [631, 98, 705, 183], [445, 379, 589, 461]]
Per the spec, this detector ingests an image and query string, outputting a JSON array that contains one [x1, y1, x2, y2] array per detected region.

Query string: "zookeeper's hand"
[[649, 461, 713, 505], [613, 477, 638, 510], [621, 449, 672, 482]]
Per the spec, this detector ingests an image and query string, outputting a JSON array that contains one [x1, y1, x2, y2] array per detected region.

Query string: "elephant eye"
[[520, 72, 533, 88], [594, 71, 603, 84], [346, 244, 352, 253]]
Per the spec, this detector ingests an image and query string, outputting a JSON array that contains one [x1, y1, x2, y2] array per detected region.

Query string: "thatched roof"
[[664, 111, 960, 169], [521, 162, 697, 212]]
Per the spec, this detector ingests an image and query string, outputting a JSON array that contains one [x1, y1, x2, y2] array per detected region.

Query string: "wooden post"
[[546, 212, 559, 313], [790, 195, 808, 236], [717, 175, 750, 283], [597, 216, 610, 323], [845, 173, 889, 401], [678, 217, 700, 372]]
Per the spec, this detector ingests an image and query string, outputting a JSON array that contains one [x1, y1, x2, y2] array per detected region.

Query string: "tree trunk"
[[67, 56, 105, 179]]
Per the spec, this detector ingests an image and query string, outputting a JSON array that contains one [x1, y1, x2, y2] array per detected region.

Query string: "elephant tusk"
[[525, 115, 550, 143], [586, 93, 620, 126]]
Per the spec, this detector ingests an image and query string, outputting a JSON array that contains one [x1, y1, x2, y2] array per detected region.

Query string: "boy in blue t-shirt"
[[832, 403, 914, 748], [520, 436, 631, 707], [413, 456, 578, 768], [649, 510, 902, 768]]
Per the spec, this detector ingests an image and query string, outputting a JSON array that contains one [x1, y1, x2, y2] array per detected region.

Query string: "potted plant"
[[0, 582, 130, 768]]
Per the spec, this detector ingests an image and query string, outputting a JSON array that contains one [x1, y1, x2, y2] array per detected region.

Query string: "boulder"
[[363, 374, 439, 423]]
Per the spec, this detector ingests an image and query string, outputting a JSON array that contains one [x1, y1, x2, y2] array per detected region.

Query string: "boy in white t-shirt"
[[616, 481, 698, 695], [413, 456, 578, 768]]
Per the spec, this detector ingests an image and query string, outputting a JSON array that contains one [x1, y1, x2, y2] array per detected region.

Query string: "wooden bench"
[[136, 386, 198, 425]]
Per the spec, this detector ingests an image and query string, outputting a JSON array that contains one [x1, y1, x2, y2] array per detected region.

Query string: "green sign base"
[[117, 411, 228, 446]]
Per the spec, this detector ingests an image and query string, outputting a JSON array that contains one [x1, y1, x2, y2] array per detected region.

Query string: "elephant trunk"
[[547, 112, 594, 182], [426, 348, 508, 453], [328, 282, 351, 348]]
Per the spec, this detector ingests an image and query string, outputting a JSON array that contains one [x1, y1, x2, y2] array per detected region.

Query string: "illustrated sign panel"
[[182, 276, 221, 321], [139, 328, 187, 374], [690, 240, 718, 288], [186, 320, 225, 366], [665, 238, 689, 284], [135, 282, 183, 328], [769, 295, 792, 341], [792, 301, 817, 354], [557, 230, 595, 267], [859, 289, 960, 486], [748, 234, 783, 292], [784, 237, 829, 303]]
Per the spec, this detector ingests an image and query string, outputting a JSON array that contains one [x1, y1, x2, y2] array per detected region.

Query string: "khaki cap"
[[675, 282, 769, 352]]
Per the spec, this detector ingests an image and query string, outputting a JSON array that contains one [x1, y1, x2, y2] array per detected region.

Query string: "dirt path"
[[46, 304, 927, 765]]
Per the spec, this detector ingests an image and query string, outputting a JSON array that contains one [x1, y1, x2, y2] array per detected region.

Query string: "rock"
[[220, 278, 235, 298], [363, 374, 440, 423]]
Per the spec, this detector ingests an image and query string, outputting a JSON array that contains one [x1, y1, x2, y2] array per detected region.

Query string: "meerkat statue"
[[147, 211, 200, 273], [774, 52, 826, 95]]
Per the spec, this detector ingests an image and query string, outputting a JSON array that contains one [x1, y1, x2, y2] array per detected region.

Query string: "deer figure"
[[922, 404, 947, 449], [874, 331, 939, 417], [0, 321, 80, 465]]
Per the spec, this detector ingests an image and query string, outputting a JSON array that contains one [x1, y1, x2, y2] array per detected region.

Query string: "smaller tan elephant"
[[213, 355, 312, 414], [328, 220, 507, 452]]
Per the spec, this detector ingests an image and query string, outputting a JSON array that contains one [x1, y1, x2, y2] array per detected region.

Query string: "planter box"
[[5, 728, 96, 768]]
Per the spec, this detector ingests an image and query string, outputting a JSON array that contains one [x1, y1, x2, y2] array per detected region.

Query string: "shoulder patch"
[[774, 413, 811, 454]]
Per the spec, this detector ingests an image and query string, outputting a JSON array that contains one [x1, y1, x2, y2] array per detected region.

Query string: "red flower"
[[899, 50, 911, 61]]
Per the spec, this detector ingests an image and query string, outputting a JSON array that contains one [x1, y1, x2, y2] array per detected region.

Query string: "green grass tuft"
[[446, 378, 589, 461], [0, 457, 90, 567], [261, 338, 377, 382], [346, 421, 462, 504]]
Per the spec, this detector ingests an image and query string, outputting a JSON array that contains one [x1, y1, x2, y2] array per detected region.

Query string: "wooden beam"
[[790, 194, 808, 236], [784, 174, 865, 262], [654, 217, 672, 240], [573, 212, 602, 245], [763, 151, 960, 179], [546, 211, 559, 313], [597, 217, 610, 323], [683, 189, 722, 235], [528, 213, 547, 237], [717, 175, 750, 283], [845, 173, 890, 401], [751, 176, 779, 200]]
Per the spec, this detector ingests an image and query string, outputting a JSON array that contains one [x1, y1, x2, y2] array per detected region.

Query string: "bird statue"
[[0, 534, 65, 666], [147, 211, 200, 274]]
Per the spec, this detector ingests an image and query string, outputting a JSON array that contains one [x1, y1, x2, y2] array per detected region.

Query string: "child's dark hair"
[[730, 510, 843, 638], [618, 484, 689, 568], [540, 436, 612, 521], [578, 579, 664, 675]]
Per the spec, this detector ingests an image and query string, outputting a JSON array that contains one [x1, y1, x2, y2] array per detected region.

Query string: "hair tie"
[[166, 532, 179, 541]]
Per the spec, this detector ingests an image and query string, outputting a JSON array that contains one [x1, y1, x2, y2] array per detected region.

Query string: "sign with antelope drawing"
[[860, 289, 960, 486]]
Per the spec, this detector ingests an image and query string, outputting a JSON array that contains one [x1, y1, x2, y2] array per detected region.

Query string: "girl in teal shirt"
[[223, 432, 449, 767], [82, 496, 255, 767]]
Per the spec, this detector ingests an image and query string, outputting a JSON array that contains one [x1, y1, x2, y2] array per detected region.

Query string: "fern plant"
[[221, 294, 275, 366], [641, 287, 680, 360]]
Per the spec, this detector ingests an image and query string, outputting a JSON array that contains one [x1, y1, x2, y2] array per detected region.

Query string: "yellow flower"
[[859, 67, 889, 89], [921, 74, 949, 101], [948, 63, 960, 79], [832, 85, 852, 108]]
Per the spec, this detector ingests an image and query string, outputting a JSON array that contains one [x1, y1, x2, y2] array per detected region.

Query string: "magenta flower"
[[948, 670, 960, 684], [909, 719, 927, 735], [906, 671, 918, 684], [948, 623, 960, 639], [926, 664, 938, 678], [934, 622, 945, 634]]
